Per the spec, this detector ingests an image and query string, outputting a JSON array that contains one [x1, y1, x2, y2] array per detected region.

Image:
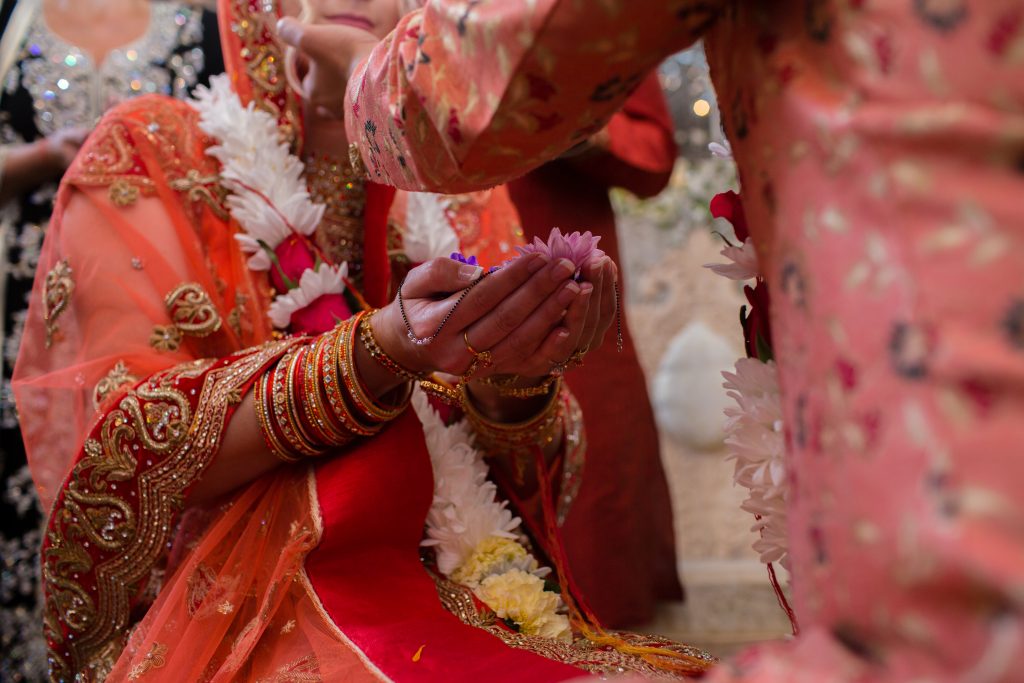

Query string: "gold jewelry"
[[339, 311, 410, 423], [255, 367, 301, 463], [359, 309, 425, 381], [462, 330, 494, 380], [461, 378, 565, 460]]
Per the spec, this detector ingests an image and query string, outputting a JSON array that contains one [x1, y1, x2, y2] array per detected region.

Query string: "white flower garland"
[[192, 76, 571, 642], [705, 166, 790, 569], [412, 389, 572, 642], [190, 75, 343, 329]]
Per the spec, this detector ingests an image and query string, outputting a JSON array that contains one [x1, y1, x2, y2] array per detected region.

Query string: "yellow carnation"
[[451, 536, 535, 587], [475, 570, 573, 643]]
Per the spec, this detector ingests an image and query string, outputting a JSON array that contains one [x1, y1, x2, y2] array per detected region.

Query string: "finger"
[[462, 257, 577, 350], [529, 291, 593, 373], [589, 262, 618, 351], [575, 260, 606, 350], [401, 257, 485, 299], [276, 18, 377, 68], [475, 280, 581, 368]]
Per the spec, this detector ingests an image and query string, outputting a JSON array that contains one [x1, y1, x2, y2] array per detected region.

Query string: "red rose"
[[741, 281, 773, 361], [271, 235, 317, 294], [289, 293, 352, 336], [710, 190, 750, 243]]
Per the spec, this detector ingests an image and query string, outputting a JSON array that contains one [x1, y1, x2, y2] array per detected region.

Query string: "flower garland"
[[705, 145, 797, 633], [411, 389, 573, 642], [191, 75, 353, 334], [191, 78, 573, 643]]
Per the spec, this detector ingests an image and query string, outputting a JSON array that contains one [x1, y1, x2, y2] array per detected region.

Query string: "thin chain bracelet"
[[397, 271, 489, 346], [614, 281, 623, 353]]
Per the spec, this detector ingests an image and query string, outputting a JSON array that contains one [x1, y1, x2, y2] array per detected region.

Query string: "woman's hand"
[[0, 127, 90, 206], [371, 254, 586, 378], [276, 17, 379, 120]]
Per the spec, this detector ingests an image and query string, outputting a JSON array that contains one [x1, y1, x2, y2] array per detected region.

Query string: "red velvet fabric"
[[305, 412, 584, 681], [507, 72, 683, 627]]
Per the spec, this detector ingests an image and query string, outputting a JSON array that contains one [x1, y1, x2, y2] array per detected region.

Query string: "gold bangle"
[[271, 348, 328, 459], [461, 378, 565, 458], [254, 367, 300, 463], [301, 335, 353, 447], [359, 309, 424, 382], [480, 374, 560, 399], [340, 311, 409, 423], [324, 321, 379, 437]]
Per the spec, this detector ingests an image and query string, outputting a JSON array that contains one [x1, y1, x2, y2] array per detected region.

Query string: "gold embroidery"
[[127, 642, 168, 680], [430, 566, 714, 678], [255, 654, 320, 683], [150, 325, 183, 352], [279, 619, 296, 635], [306, 154, 366, 269], [109, 179, 141, 207], [557, 392, 586, 526], [43, 341, 296, 679], [230, 0, 301, 147], [169, 169, 229, 219], [165, 283, 222, 338], [93, 361, 138, 409], [42, 259, 74, 348]]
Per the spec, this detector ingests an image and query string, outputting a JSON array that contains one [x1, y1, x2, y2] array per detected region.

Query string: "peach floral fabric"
[[348, 1, 1024, 680]]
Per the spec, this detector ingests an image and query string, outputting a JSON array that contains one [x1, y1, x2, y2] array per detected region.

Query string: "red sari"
[[507, 73, 682, 626]]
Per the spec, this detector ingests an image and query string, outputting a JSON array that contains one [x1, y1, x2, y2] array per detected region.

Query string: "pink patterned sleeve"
[[344, 0, 721, 193]]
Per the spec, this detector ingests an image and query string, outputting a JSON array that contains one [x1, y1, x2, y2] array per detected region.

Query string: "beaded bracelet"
[[338, 311, 410, 423], [359, 309, 425, 382]]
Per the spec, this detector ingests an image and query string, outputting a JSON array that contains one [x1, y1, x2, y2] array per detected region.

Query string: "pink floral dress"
[[346, 1, 1024, 680]]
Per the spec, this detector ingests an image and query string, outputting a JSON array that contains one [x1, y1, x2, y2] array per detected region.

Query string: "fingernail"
[[557, 329, 570, 339], [551, 258, 575, 281], [579, 283, 594, 296], [527, 254, 548, 273], [459, 264, 484, 281], [557, 281, 581, 306], [276, 18, 299, 45]]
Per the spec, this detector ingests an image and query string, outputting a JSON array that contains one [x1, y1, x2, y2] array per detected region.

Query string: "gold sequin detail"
[[150, 325, 183, 352], [92, 361, 138, 409], [42, 259, 74, 348], [127, 642, 168, 680], [109, 179, 141, 207]]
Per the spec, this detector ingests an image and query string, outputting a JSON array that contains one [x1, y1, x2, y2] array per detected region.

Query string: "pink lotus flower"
[[516, 228, 605, 275]]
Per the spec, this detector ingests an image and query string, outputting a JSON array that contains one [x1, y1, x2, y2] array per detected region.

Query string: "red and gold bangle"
[[338, 310, 410, 423], [358, 309, 425, 382], [323, 319, 380, 437], [285, 346, 332, 456], [301, 334, 355, 447], [254, 366, 301, 463], [271, 348, 328, 459]]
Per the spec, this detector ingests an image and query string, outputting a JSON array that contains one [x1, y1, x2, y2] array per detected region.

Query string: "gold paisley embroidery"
[[43, 341, 296, 680], [165, 283, 222, 338], [127, 642, 168, 680], [150, 325, 183, 352], [93, 361, 138, 409], [42, 259, 74, 348]]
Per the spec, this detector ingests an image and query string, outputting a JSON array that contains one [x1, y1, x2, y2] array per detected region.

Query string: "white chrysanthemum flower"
[[704, 237, 759, 281], [267, 263, 348, 330], [402, 193, 460, 263], [722, 357, 789, 568], [412, 389, 523, 576], [192, 75, 325, 271], [709, 140, 733, 160]]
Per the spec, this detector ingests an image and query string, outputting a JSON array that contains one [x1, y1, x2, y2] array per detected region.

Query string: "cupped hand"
[[468, 254, 618, 381], [371, 254, 588, 378]]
